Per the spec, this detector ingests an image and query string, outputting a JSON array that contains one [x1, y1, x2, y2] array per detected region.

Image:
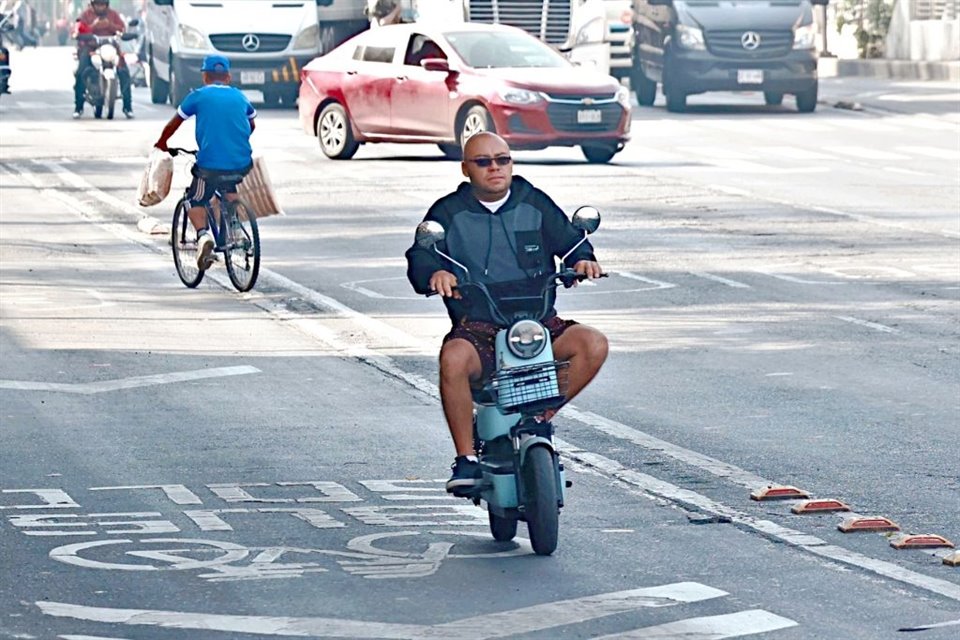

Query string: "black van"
[[630, 0, 826, 112]]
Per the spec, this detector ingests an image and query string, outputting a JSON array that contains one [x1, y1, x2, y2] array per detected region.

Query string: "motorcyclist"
[[72, 0, 132, 119], [405, 132, 609, 495]]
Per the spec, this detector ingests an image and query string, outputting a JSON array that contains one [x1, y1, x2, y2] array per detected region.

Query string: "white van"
[[146, 0, 367, 107]]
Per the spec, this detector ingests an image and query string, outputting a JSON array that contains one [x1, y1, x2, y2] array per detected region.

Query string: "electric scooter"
[[415, 206, 601, 556]]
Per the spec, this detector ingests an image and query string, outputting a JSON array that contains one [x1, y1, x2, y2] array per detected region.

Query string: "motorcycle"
[[0, 12, 13, 98], [77, 31, 138, 119], [415, 206, 602, 556]]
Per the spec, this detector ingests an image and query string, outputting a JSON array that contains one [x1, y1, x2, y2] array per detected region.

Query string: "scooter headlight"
[[98, 44, 118, 65], [507, 320, 548, 359]]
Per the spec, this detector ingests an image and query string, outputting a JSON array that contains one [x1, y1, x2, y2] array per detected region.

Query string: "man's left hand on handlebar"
[[573, 259, 604, 281]]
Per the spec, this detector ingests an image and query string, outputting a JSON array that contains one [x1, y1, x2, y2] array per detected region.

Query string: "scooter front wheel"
[[522, 445, 559, 556], [488, 510, 518, 542]]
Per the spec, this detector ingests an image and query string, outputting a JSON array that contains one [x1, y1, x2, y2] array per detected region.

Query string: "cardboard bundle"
[[237, 156, 284, 220], [136, 149, 173, 207]]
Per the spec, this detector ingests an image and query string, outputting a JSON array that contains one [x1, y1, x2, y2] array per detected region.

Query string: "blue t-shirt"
[[177, 84, 256, 171]]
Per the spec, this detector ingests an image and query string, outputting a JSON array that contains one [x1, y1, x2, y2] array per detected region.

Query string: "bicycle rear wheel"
[[171, 198, 204, 288], [224, 198, 260, 292]]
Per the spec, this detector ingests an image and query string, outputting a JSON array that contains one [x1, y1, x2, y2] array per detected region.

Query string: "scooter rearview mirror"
[[572, 206, 600, 234], [415, 220, 446, 249]]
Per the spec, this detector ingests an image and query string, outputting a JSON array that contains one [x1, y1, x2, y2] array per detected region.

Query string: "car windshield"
[[445, 31, 569, 69]]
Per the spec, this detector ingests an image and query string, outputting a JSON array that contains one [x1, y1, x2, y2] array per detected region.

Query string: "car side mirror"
[[415, 220, 446, 248], [420, 58, 450, 73], [128, 18, 140, 27], [572, 206, 601, 234]]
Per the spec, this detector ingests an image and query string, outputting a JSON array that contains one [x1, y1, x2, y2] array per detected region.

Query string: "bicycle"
[[167, 148, 261, 292]]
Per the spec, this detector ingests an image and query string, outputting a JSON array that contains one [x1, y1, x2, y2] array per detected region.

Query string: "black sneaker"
[[446, 455, 482, 495]]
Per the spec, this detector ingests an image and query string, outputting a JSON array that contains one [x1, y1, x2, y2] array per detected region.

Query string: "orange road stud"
[[890, 534, 955, 550], [791, 499, 851, 514], [750, 485, 810, 501], [943, 551, 960, 567], [838, 516, 900, 532]]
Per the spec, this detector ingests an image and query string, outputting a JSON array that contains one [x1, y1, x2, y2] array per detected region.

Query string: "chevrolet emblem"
[[582, 97, 595, 105]]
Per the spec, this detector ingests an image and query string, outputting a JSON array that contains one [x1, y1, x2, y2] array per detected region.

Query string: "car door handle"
[[395, 75, 407, 82], [347, 70, 358, 75]]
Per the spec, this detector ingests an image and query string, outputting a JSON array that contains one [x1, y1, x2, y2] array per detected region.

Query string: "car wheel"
[[317, 102, 359, 160], [438, 143, 461, 160], [458, 105, 494, 148], [149, 56, 169, 104], [795, 83, 818, 113], [665, 88, 686, 113], [581, 144, 618, 164], [632, 67, 657, 107], [764, 91, 784, 106], [168, 61, 187, 106]]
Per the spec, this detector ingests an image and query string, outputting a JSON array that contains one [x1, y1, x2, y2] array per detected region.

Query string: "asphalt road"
[[1, 47, 958, 639]]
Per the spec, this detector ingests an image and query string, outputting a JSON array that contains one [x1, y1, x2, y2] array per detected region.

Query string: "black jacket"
[[405, 176, 596, 326]]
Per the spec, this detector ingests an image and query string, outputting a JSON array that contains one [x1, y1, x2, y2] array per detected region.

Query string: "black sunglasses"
[[466, 156, 512, 168]]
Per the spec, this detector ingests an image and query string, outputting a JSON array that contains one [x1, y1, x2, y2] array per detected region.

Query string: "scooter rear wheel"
[[488, 510, 518, 542], [522, 445, 559, 556]]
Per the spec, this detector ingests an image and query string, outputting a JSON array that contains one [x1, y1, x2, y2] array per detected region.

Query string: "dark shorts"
[[186, 164, 250, 208], [443, 316, 577, 385]]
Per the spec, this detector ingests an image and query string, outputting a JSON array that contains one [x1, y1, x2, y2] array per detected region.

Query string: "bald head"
[[461, 132, 513, 202]]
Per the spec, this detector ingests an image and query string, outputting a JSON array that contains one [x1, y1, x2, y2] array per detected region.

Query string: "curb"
[[819, 57, 960, 82]]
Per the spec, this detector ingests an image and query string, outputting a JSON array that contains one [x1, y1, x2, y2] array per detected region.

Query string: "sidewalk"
[[819, 56, 960, 82]]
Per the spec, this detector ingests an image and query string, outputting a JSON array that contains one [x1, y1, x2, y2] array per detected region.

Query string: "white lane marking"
[[0, 365, 260, 394], [823, 145, 911, 161], [616, 271, 676, 290], [895, 145, 960, 161], [0, 488, 80, 510], [833, 315, 901, 334], [595, 609, 798, 639], [36, 583, 732, 639], [689, 272, 752, 288], [61, 636, 134, 640], [89, 484, 204, 505], [13, 161, 959, 603]]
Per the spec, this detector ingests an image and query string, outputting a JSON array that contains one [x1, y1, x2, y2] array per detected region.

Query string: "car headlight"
[[498, 87, 543, 105], [676, 24, 705, 50], [293, 23, 319, 50], [98, 44, 118, 65], [793, 22, 817, 50], [615, 84, 630, 107], [507, 320, 548, 359], [178, 24, 209, 51], [576, 16, 605, 45]]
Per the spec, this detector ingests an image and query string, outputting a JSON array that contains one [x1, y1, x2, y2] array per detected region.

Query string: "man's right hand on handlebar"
[[429, 270, 461, 299]]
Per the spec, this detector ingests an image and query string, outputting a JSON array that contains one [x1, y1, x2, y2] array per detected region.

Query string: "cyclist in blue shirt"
[[154, 54, 257, 270]]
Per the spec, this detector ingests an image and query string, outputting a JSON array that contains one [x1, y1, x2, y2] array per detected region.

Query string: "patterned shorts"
[[443, 316, 577, 385]]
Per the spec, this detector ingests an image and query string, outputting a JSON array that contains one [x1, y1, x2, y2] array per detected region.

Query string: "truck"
[[145, 0, 368, 107], [400, 0, 614, 75]]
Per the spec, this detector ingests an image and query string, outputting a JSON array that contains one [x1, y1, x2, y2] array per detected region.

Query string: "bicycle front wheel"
[[224, 198, 260, 292], [171, 198, 204, 288]]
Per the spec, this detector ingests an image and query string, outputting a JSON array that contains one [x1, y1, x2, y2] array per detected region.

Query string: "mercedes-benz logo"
[[241, 33, 260, 52], [741, 31, 761, 51]]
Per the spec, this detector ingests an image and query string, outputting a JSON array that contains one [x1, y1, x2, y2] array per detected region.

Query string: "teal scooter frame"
[[416, 207, 601, 556]]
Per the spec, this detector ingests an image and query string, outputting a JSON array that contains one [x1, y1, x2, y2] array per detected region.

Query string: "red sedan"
[[297, 23, 632, 163]]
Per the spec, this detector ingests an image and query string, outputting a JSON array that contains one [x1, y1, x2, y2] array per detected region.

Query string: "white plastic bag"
[[136, 148, 173, 207]]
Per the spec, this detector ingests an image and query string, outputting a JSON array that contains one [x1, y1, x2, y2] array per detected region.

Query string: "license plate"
[[737, 69, 763, 84], [240, 70, 265, 85], [577, 109, 602, 124]]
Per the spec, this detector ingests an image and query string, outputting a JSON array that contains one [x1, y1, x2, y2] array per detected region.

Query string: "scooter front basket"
[[489, 361, 569, 415]]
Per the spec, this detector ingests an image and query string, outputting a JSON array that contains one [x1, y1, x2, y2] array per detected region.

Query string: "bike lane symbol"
[[48, 532, 531, 581]]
